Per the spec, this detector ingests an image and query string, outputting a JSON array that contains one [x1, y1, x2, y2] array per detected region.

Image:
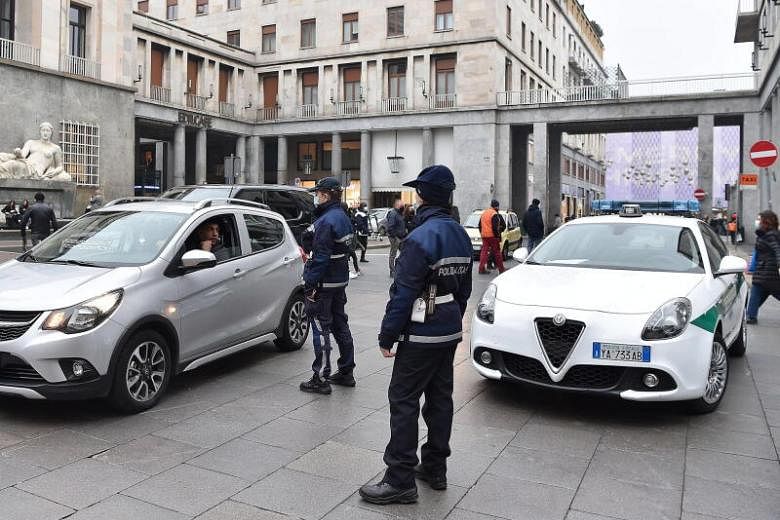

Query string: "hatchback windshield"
[[161, 186, 232, 201], [24, 211, 188, 267], [463, 213, 480, 228], [528, 222, 705, 273]]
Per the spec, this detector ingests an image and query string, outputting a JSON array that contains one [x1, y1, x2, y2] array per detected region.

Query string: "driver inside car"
[[193, 220, 230, 262]]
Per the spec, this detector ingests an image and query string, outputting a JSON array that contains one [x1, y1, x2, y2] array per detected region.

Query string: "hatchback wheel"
[[688, 339, 729, 414], [109, 330, 171, 413], [275, 293, 309, 351]]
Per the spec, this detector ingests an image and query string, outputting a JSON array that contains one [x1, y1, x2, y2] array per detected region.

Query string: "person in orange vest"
[[478, 199, 506, 274]]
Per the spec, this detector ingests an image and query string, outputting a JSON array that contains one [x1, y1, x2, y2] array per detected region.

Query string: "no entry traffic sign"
[[750, 140, 778, 168], [693, 188, 706, 201]]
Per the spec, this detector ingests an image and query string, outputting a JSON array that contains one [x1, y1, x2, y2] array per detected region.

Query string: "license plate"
[[592, 342, 651, 362]]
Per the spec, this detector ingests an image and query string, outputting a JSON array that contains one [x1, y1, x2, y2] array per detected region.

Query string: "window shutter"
[[167, 0, 177, 6], [262, 24, 276, 35], [343, 67, 361, 82], [435, 0, 452, 14], [343, 12, 358, 22], [196, 0, 208, 5], [435, 57, 455, 72], [302, 71, 318, 86]]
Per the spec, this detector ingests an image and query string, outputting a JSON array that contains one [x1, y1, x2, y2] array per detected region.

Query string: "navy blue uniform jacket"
[[303, 200, 353, 291]]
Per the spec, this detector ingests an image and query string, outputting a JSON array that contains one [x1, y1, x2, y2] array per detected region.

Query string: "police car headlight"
[[642, 297, 691, 340], [477, 284, 497, 324]]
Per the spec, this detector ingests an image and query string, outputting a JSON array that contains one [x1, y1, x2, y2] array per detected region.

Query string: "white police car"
[[471, 205, 748, 413]]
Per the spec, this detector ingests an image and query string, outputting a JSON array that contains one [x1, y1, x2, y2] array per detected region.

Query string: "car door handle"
[[282, 256, 297, 265], [233, 269, 247, 279]]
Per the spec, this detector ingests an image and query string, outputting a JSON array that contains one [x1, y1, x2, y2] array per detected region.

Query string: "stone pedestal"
[[0, 179, 77, 218]]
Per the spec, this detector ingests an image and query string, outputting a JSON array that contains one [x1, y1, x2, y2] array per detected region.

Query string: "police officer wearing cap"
[[359, 165, 473, 505], [299, 177, 357, 394]]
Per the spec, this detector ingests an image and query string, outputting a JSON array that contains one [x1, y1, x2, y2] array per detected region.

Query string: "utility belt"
[[411, 291, 453, 323]]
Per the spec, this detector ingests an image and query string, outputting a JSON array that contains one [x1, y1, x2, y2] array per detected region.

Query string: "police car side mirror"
[[714, 255, 747, 277], [512, 247, 529, 263]]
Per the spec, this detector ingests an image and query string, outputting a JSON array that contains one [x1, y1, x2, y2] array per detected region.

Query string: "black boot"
[[327, 371, 356, 387], [414, 464, 447, 490], [299, 373, 331, 394], [359, 481, 418, 505]]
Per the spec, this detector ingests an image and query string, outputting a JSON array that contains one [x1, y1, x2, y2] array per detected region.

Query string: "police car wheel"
[[687, 339, 729, 414], [275, 293, 309, 352]]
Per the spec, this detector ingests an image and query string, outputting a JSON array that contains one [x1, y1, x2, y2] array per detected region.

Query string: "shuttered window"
[[196, 0, 208, 15], [387, 6, 404, 37], [434, 0, 453, 31], [262, 24, 276, 53], [343, 12, 358, 43]]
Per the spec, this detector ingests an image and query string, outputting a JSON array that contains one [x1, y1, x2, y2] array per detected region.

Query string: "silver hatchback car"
[[0, 198, 309, 412]]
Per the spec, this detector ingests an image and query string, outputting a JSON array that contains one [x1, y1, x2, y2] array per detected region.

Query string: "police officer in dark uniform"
[[359, 165, 473, 505], [299, 177, 358, 394]]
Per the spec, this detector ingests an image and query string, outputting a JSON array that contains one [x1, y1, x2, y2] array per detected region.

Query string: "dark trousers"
[[312, 288, 355, 374], [527, 235, 542, 252], [357, 234, 368, 260], [309, 317, 332, 377], [747, 282, 780, 320], [478, 237, 505, 273], [383, 343, 457, 489]]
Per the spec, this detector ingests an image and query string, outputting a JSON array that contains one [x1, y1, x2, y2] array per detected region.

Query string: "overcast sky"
[[582, 0, 753, 79]]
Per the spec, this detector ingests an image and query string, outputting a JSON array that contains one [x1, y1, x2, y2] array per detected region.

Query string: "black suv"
[[161, 184, 315, 245]]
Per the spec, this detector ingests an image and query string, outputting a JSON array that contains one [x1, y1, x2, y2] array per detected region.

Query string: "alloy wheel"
[[703, 341, 728, 404], [288, 300, 309, 345], [125, 341, 167, 402]]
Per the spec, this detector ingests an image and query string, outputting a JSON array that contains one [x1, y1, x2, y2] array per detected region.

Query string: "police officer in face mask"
[[359, 165, 473, 505]]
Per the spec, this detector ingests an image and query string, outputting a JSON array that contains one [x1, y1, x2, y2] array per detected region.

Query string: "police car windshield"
[[529, 223, 706, 273]]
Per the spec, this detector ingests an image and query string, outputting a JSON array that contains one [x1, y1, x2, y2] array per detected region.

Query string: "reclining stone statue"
[[0, 122, 72, 182]]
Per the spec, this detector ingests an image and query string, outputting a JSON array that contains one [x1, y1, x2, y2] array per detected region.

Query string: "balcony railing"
[[219, 101, 235, 117], [0, 37, 40, 66], [336, 100, 361, 116], [150, 85, 171, 103], [497, 73, 758, 106], [257, 106, 280, 121], [382, 97, 408, 112], [429, 93, 457, 109], [62, 54, 100, 80], [185, 93, 207, 110], [296, 104, 317, 118]]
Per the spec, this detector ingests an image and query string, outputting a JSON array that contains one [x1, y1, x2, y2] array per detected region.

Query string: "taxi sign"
[[739, 173, 758, 190]]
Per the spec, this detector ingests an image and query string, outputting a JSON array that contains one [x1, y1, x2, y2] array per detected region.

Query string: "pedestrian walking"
[[2, 200, 19, 229], [342, 203, 361, 278], [386, 198, 406, 277], [359, 165, 472, 505], [522, 198, 545, 252], [354, 202, 370, 263], [299, 177, 357, 394], [746, 210, 780, 324], [20, 192, 57, 248], [478, 199, 506, 274]]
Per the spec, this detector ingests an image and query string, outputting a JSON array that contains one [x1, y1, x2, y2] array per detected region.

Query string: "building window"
[[553, 12, 557, 37], [520, 69, 526, 90], [529, 78, 535, 91], [60, 121, 99, 186], [323, 140, 360, 171], [261, 0, 276, 3], [343, 12, 358, 43], [506, 6, 511, 37], [68, 4, 87, 58], [196, 0, 208, 15], [343, 67, 361, 101], [521, 22, 526, 52], [530, 32, 534, 59], [0, 0, 14, 40], [166, 0, 177, 20], [538, 0, 542, 19], [137, 0, 148, 13], [434, 0, 453, 31], [435, 56, 455, 96], [530, 0, 534, 12], [504, 58, 512, 91], [388, 61, 406, 98], [228, 0, 240, 9], [545, 3, 549, 29], [545, 48, 549, 74], [226, 30, 240, 47], [297, 142, 318, 171], [538, 41, 542, 67], [387, 6, 404, 37], [301, 18, 316, 48], [552, 55, 556, 79], [302, 71, 318, 105], [262, 24, 276, 53]]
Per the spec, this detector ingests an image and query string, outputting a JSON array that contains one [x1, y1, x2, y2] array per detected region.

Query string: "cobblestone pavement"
[[0, 249, 778, 520]]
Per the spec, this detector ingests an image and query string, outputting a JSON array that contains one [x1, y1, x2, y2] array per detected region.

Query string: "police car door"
[[698, 223, 740, 342]]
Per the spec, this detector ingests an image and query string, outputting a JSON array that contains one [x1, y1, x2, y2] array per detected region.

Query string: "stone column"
[[248, 136, 264, 184], [235, 135, 246, 184], [422, 127, 434, 168], [531, 122, 548, 209], [360, 130, 372, 205], [742, 112, 761, 245], [173, 123, 186, 187], [277, 136, 288, 185], [547, 130, 562, 232], [494, 124, 511, 211], [195, 127, 207, 185], [331, 132, 342, 176], [697, 114, 714, 219], [769, 93, 780, 211]]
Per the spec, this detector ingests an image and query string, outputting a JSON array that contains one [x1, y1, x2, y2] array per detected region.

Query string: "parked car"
[[162, 184, 314, 245], [0, 197, 309, 412], [369, 207, 391, 236], [462, 209, 522, 259], [471, 205, 748, 413]]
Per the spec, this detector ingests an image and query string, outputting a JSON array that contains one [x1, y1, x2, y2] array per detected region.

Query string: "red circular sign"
[[693, 188, 706, 201], [750, 140, 778, 168]]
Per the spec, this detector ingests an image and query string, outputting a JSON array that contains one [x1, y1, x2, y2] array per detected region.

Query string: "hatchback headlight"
[[43, 290, 123, 334], [642, 297, 692, 340], [477, 284, 497, 323]]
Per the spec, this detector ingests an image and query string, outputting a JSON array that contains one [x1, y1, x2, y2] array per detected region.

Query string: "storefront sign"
[[178, 112, 212, 128]]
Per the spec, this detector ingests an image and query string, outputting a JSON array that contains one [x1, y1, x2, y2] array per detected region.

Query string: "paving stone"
[[333, 416, 393, 452], [601, 424, 686, 458], [66, 494, 190, 520], [445, 509, 508, 520], [0, 455, 46, 490], [189, 437, 297, 481], [287, 440, 385, 485], [686, 448, 780, 490], [233, 468, 354, 520], [454, 399, 534, 432], [242, 417, 344, 452], [17, 458, 145, 509], [487, 445, 590, 490], [682, 475, 780, 520], [449, 422, 517, 457], [154, 408, 265, 448], [687, 427, 777, 460], [680, 513, 732, 520], [124, 463, 247, 516], [445, 449, 496, 488], [459, 473, 574, 520], [585, 446, 684, 490], [0, 487, 74, 520], [572, 472, 681, 520], [510, 422, 601, 458], [323, 504, 402, 520], [140, 399, 216, 423], [351, 481, 469, 520], [71, 412, 175, 444], [0, 429, 114, 470], [688, 410, 770, 435], [0, 428, 23, 449], [286, 398, 375, 428], [195, 500, 295, 519], [763, 407, 780, 428], [565, 512, 623, 520], [91, 434, 203, 475]]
